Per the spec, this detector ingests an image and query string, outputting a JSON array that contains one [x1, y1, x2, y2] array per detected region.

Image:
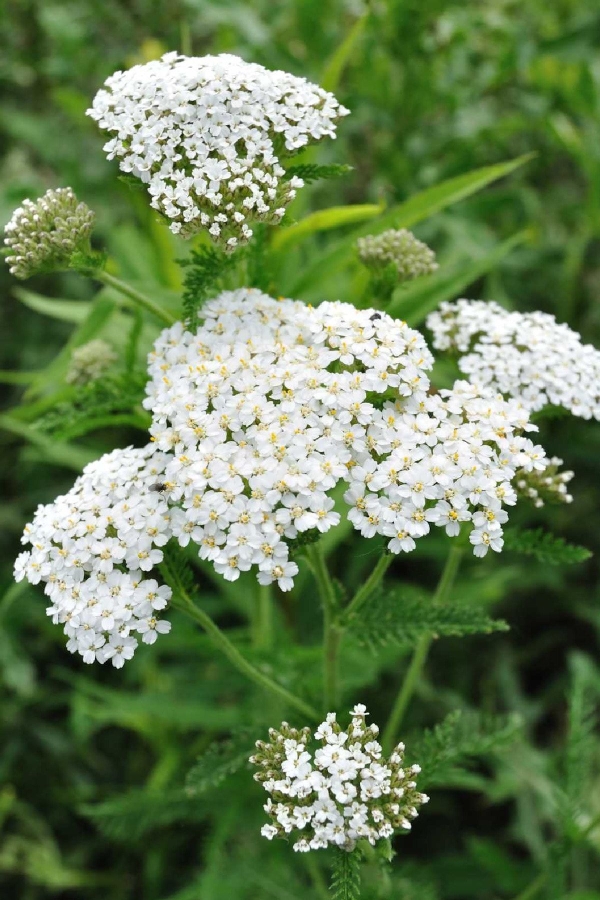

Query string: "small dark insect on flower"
[[370, 312, 382, 321], [149, 482, 168, 493]]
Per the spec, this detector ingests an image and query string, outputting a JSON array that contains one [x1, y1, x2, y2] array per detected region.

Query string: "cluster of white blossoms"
[[4, 187, 95, 279], [14, 446, 173, 667], [250, 705, 428, 852], [357, 228, 438, 282], [427, 300, 600, 420], [516, 456, 573, 508], [144, 288, 550, 578], [87, 52, 349, 247]]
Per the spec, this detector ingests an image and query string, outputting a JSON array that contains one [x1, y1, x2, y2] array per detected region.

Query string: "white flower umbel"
[[14, 445, 173, 667], [250, 705, 428, 852], [427, 299, 600, 420], [4, 187, 95, 279], [87, 53, 349, 247], [144, 288, 550, 589]]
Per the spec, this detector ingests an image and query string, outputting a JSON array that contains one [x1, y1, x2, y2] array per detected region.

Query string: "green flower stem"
[[170, 580, 319, 721], [305, 543, 340, 711], [95, 269, 176, 325], [382, 545, 463, 752], [509, 873, 547, 900], [253, 582, 274, 651], [343, 553, 393, 620]]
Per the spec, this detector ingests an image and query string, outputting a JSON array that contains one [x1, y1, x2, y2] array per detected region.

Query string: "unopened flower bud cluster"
[[427, 300, 600, 420], [357, 229, 438, 281], [87, 53, 349, 247], [144, 288, 550, 580], [250, 705, 428, 852], [516, 456, 573, 508], [4, 187, 95, 279], [66, 339, 117, 386], [14, 446, 173, 667]]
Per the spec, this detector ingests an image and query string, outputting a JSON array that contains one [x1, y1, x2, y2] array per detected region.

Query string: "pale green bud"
[[4, 187, 95, 279], [66, 339, 117, 386], [357, 228, 438, 282]]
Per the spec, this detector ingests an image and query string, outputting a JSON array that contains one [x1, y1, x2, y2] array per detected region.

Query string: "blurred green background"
[[1, 1, 600, 898]]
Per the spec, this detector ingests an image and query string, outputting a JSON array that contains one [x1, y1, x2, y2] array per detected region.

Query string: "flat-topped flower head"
[[250, 706, 429, 852], [357, 229, 438, 282], [143, 288, 550, 589], [4, 187, 95, 279], [87, 52, 349, 247], [14, 445, 173, 667], [427, 299, 600, 420]]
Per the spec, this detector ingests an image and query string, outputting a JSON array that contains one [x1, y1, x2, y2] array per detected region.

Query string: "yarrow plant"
[[250, 705, 428, 852], [87, 52, 349, 246], [5, 48, 599, 897]]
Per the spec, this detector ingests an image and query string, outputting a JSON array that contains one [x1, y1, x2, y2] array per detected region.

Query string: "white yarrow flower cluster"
[[87, 53, 349, 246], [427, 299, 600, 420], [14, 446, 173, 667], [144, 288, 550, 583], [250, 705, 428, 852]]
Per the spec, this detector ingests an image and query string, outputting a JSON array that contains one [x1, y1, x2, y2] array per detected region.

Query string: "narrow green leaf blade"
[[287, 154, 535, 294], [321, 12, 369, 92], [388, 231, 529, 325], [272, 202, 385, 251]]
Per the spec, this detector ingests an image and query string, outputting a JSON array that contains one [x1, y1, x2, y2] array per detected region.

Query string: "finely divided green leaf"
[[185, 730, 255, 797], [282, 163, 353, 184], [503, 528, 592, 565], [330, 848, 362, 900], [343, 585, 508, 651], [414, 710, 522, 788], [81, 790, 207, 841]]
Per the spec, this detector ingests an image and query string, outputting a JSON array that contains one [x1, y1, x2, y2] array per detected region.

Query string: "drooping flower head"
[[4, 187, 95, 279], [357, 228, 438, 282], [14, 446, 173, 667], [87, 53, 350, 247], [427, 299, 600, 420], [144, 288, 550, 586], [250, 705, 428, 852]]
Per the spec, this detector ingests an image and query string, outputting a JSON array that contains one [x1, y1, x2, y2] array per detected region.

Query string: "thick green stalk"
[[95, 269, 175, 325], [382, 545, 463, 751], [170, 581, 318, 721], [253, 583, 274, 651], [305, 543, 340, 711]]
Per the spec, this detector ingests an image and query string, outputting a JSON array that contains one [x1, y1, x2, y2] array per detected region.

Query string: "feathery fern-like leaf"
[[503, 528, 592, 566], [330, 849, 361, 900], [179, 245, 239, 322], [186, 730, 255, 797], [413, 710, 522, 788], [343, 585, 508, 651], [81, 789, 208, 840], [283, 163, 353, 184]]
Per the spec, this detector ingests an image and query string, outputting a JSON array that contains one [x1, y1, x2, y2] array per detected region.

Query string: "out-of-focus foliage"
[[1, 1, 600, 898]]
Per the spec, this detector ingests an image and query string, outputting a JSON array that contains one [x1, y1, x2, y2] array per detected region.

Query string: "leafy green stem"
[[252, 582, 274, 651], [95, 269, 175, 325], [168, 573, 318, 721], [382, 545, 463, 751]]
